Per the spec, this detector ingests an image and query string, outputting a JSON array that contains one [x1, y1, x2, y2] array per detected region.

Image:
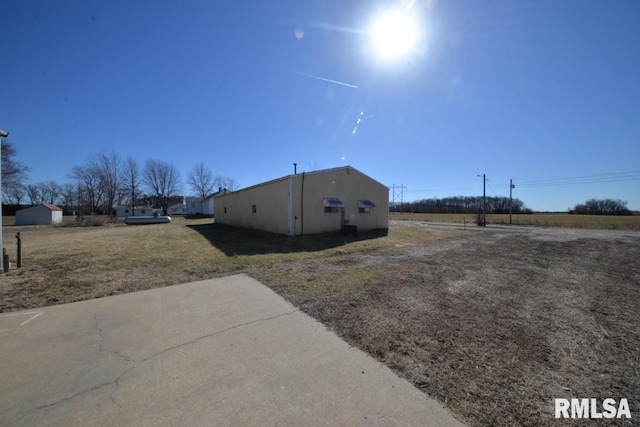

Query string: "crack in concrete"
[[5, 381, 117, 426], [87, 310, 133, 421], [4, 308, 300, 426], [90, 312, 132, 363], [139, 309, 300, 364]]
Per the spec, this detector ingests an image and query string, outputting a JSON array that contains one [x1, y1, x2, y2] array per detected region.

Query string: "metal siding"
[[215, 179, 289, 234], [16, 205, 54, 225], [214, 167, 388, 235], [296, 168, 389, 234]]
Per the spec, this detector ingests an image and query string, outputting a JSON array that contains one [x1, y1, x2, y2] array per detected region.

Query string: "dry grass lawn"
[[392, 212, 640, 229], [2, 217, 639, 426]]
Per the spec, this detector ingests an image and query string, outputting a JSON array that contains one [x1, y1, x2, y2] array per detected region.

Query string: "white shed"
[[16, 204, 63, 226]]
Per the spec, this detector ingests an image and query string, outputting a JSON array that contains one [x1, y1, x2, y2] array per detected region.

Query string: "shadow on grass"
[[187, 223, 388, 256]]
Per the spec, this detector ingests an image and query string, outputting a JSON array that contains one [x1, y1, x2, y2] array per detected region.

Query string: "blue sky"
[[1, 0, 639, 211]]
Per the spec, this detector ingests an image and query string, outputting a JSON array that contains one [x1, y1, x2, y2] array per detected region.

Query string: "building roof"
[[188, 190, 223, 203], [42, 204, 63, 211], [215, 166, 388, 198], [18, 204, 63, 213]]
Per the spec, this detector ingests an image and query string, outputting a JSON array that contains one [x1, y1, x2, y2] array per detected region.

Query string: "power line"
[[405, 186, 477, 193], [517, 170, 640, 188], [486, 181, 504, 198]]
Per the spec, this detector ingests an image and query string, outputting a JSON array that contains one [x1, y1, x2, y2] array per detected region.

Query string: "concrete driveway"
[[1, 274, 465, 426]]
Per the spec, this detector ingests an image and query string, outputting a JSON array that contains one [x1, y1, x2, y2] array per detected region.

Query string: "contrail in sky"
[[289, 70, 358, 89]]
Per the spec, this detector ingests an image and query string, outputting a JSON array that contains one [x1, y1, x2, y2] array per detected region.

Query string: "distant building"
[[214, 166, 388, 236], [115, 205, 154, 218], [186, 191, 223, 217], [16, 204, 63, 226], [169, 203, 186, 216]]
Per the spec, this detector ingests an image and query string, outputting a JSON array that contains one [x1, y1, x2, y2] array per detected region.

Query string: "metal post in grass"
[[0, 128, 9, 271], [16, 232, 22, 269]]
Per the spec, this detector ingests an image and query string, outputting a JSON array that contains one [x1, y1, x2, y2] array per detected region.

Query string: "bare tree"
[[95, 151, 122, 216], [26, 184, 43, 205], [307, 161, 321, 171], [59, 183, 77, 212], [44, 180, 62, 204], [187, 162, 215, 198], [143, 159, 181, 215], [214, 174, 239, 192], [573, 198, 631, 215], [70, 162, 104, 215], [5, 183, 25, 206], [1, 141, 29, 195], [123, 156, 141, 215]]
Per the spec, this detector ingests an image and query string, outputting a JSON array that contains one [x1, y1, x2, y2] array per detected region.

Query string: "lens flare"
[[367, 7, 423, 63], [351, 111, 365, 135]]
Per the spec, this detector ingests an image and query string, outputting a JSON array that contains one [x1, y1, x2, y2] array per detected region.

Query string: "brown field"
[[1, 217, 639, 426], [391, 212, 640, 229]]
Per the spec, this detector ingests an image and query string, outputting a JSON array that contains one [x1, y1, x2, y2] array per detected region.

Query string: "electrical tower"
[[390, 184, 407, 213]]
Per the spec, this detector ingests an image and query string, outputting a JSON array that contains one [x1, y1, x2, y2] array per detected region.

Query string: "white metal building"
[[214, 166, 388, 235], [15, 204, 63, 226], [186, 192, 219, 217], [169, 203, 186, 215]]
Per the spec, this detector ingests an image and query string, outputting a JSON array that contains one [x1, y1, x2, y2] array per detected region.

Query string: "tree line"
[[1, 144, 237, 216], [570, 199, 632, 216], [391, 196, 532, 214]]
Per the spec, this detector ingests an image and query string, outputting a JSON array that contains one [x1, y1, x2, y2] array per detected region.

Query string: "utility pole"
[[509, 179, 515, 225], [482, 174, 486, 227], [0, 128, 9, 272], [477, 174, 486, 226]]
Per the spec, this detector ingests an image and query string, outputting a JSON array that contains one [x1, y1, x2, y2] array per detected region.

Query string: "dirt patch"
[[256, 228, 640, 426]]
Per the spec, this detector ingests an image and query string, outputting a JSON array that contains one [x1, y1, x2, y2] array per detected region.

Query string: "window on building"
[[224, 207, 227, 214], [323, 197, 344, 214], [252, 204, 257, 214], [358, 200, 376, 213]]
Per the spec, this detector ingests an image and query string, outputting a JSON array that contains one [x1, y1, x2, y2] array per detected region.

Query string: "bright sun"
[[368, 9, 420, 62]]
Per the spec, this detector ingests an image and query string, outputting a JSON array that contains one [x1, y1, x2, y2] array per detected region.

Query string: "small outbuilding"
[[214, 166, 388, 236], [16, 204, 63, 226]]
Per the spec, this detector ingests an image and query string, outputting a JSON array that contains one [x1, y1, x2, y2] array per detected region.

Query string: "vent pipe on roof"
[[293, 163, 297, 175]]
